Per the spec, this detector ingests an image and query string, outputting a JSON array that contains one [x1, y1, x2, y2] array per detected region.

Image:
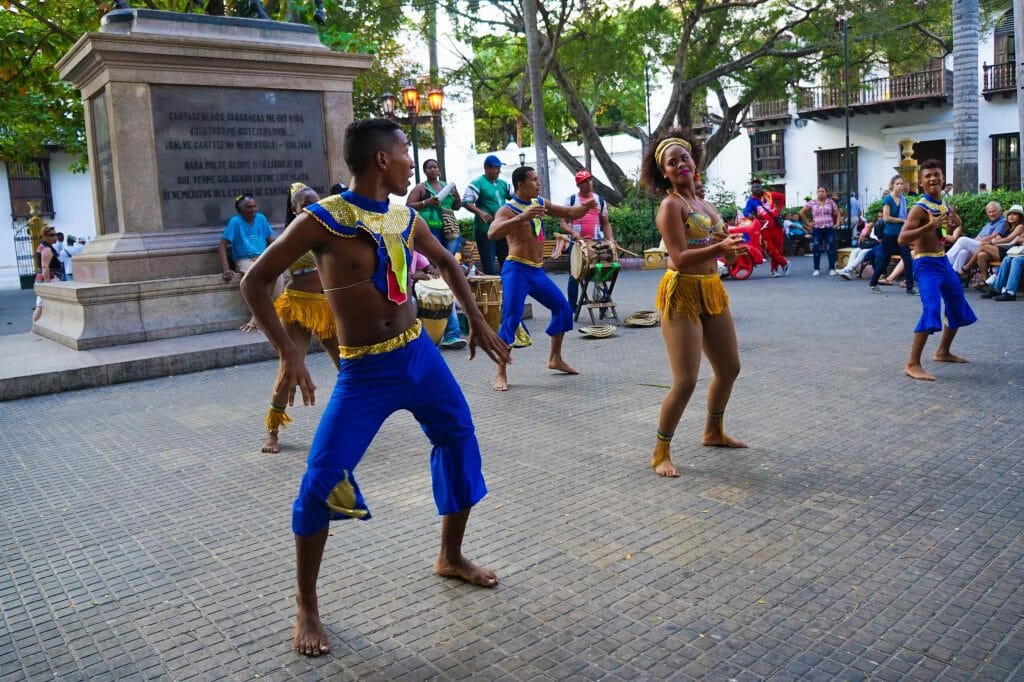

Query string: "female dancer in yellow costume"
[[639, 129, 749, 477], [262, 183, 341, 453]]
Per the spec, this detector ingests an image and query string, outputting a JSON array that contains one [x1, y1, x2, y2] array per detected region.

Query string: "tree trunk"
[[952, 0, 979, 193], [522, 0, 550, 193]]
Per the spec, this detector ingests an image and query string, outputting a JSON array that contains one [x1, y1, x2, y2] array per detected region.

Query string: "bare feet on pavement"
[[934, 352, 968, 363], [435, 555, 499, 587], [904, 363, 936, 381], [261, 431, 280, 454], [702, 433, 748, 448], [493, 366, 509, 392], [653, 457, 679, 478], [294, 606, 330, 657], [547, 357, 578, 374]]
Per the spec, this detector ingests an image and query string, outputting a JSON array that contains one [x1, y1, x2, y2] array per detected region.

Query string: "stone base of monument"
[[32, 275, 249, 350]]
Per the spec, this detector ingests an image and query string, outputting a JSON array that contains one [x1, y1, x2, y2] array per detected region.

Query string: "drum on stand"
[[570, 240, 622, 325], [414, 278, 455, 345], [570, 240, 620, 281], [467, 275, 503, 332]]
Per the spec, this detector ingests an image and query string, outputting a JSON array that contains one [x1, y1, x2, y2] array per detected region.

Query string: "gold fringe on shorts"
[[655, 271, 729, 322], [339, 320, 422, 360], [274, 288, 336, 340]]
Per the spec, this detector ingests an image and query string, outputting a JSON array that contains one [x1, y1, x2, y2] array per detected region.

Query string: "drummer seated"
[[411, 250, 436, 282], [413, 250, 467, 350]]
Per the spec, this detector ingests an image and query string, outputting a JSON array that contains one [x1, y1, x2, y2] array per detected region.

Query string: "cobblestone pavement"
[[2, 256, 1023, 681]]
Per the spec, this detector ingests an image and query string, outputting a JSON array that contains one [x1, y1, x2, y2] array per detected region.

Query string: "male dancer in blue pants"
[[241, 118, 511, 656], [898, 159, 977, 381], [487, 166, 593, 391]]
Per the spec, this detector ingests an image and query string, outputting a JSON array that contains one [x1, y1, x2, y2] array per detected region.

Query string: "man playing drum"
[[560, 170, 614, 311], [487, 166, 594, 391]]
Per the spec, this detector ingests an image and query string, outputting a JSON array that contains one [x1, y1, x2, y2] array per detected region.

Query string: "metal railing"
[[749, 99, 789, 120], [983, 62, 1016, 93], [797, 68, 949, 111]]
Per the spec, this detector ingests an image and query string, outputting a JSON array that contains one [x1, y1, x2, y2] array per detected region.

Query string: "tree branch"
[[7, 1, 77, 42]]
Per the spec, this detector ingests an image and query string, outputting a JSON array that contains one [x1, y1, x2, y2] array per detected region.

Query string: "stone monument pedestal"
[[35, 9, 370, 349]]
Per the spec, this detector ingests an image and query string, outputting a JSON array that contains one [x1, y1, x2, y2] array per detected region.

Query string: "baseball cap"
[[484, 154, 504, 168], [574, 169, 593, 185]]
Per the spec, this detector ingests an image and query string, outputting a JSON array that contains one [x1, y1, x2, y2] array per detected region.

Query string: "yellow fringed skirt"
[[274, 288, 337, 340], [655, 270, 729, 322]]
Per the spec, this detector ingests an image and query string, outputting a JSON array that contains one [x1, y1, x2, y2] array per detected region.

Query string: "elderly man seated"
[[945, 201, 1008, 275]]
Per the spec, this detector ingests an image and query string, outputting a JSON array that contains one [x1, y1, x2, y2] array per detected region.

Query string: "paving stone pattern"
[[1, 258, 1023, 681]]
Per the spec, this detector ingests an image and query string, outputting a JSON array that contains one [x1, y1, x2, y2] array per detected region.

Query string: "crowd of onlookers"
[[826, 185, 1024, 302]]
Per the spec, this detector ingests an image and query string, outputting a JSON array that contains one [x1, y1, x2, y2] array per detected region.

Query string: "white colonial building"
[[707, 8, 1019, 209]]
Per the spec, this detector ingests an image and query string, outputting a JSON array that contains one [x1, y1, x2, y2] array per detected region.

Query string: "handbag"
[[441, 208, 460, 240], [1007, 244, 1024, 257], [858, 237, 879, 249]]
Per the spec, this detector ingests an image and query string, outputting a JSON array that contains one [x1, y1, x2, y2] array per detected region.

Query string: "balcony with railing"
[[748, 99, 790, 123], [796, 68, 951, 119], [983, 62, 1016, 100]]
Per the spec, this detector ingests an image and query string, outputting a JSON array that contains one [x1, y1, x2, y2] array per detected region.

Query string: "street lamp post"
[[841, 13, 853, 247], [381, 81, 445, 185]]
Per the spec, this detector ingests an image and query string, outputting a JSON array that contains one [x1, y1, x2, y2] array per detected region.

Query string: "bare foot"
[[435, 555, 499, 587], [702, 433, 748, 448], [934, 352, 968, 363], [653, 457, 679, 477], [293, 606, 330, 657], [904, 364, 935, 381], [239, 318, 259, 333], [547, 357, 579, 375], [261, 431, 280, 454], [493, 366, 508, 392]]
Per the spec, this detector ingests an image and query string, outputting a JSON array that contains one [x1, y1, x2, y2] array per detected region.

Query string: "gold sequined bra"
[[305, 192, 415, 305]]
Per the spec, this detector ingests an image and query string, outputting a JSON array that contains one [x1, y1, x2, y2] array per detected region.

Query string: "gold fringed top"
[[656, 270, 729, 322], [338, 320, 422, 360]]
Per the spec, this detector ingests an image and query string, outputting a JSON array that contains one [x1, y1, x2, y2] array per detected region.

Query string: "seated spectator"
[[782, 213, 805, 239], [945, 201, 1007, 274], [980, 252, 1024, 301], [967, 204, 1024, 286], [218, 193, 283, 332], [838, 213, 883, 279]]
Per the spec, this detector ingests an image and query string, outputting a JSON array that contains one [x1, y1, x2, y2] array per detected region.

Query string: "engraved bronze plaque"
[[152, 86, 327, 229]]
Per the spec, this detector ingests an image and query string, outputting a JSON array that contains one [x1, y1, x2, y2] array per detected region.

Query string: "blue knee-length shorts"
[[291, 328, 486, 536]]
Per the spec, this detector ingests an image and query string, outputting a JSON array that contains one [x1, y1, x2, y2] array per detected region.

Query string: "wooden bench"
[[462, 238, 569, 271]]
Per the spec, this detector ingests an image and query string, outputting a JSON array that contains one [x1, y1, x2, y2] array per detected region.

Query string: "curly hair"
[[640, 127, 703, 197]]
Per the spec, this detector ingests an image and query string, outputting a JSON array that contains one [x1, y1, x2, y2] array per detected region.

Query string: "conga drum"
[[414, 278, 455, 345], [467, 275, 503, 332], [571, 240, 620, 281]]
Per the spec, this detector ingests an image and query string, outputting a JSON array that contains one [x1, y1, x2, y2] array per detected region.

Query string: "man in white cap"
[[560, 169, 614, 311]]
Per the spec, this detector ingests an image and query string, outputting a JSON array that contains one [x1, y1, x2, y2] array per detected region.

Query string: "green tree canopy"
[[0, 0, 420, 167], [442, 0, 970, 203]]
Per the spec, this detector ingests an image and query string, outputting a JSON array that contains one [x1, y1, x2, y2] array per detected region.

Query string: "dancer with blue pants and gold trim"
[[487, 165, 594, 391], [240, 118, 511, 657], [898, 159, 977, 381]]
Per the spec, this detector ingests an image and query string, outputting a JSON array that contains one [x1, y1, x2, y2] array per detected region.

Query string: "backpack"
[[568, 192, 606, 213]]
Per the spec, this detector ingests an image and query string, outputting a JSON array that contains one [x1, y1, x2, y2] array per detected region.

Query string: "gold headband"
[[655, 137, 692, 166]]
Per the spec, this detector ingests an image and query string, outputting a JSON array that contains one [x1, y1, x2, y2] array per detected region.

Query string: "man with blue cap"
[[463, 155, 512, 274]]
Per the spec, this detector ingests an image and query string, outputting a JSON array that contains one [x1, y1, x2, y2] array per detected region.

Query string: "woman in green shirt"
[[406, 159, 462, 254]]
